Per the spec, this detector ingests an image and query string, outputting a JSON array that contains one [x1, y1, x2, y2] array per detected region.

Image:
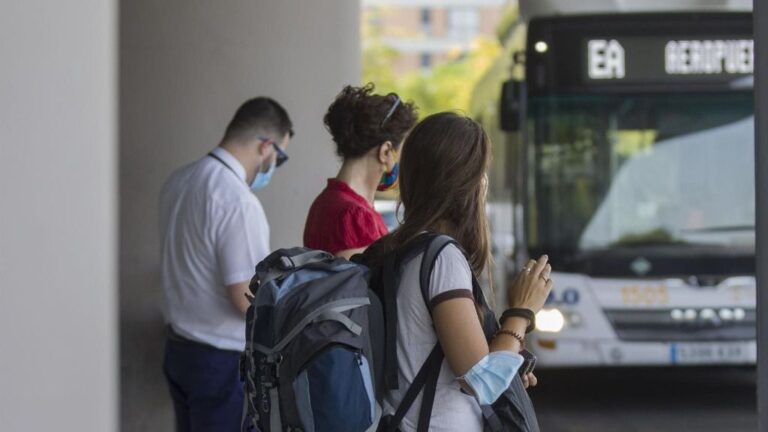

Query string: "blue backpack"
[[241, 234, 539, 432], [241, 248, 381, 432]]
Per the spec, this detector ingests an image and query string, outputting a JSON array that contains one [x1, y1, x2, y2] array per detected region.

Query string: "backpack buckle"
[[258, 354, 283, 388], [278, 256, 295, 271]]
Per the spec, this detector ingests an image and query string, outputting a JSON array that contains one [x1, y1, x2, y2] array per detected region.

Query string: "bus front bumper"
[[530, 338, 756, 367]]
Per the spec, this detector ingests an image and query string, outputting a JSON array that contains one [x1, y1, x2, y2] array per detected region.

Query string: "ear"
[[256, 139, 272, 157], [377, 141, 393, 165]]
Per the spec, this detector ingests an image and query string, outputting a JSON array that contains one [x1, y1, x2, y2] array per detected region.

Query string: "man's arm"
[[216, 200, 269, 316], [227, 281, 251, 316]]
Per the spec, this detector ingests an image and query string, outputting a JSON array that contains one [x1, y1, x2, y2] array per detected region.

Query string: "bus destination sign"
[[585, 37, 753, 84]]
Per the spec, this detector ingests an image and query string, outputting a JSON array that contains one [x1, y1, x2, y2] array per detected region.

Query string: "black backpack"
[[366, 233, 540, 432]]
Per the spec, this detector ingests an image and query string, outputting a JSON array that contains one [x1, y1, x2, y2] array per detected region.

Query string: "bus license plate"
[[671, 343, 751, 364]]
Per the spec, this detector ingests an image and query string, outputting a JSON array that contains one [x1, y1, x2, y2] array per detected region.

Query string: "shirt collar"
[[211, 147, 247, 182]]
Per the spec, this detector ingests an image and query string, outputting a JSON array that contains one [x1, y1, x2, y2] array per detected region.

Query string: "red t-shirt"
[[304, 179, 389, 255]]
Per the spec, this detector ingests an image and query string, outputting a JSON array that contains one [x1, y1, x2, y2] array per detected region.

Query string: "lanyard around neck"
[[207, 152, 243, 182]]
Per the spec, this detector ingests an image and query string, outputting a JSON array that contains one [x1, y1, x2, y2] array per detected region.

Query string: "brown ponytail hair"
[[375, 112, 492, 279]]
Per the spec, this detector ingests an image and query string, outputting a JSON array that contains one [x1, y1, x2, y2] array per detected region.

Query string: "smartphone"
[[518, 349, 537, 376]]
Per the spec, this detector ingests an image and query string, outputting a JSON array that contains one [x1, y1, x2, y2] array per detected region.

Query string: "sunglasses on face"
[[259, 136, 289, 167]]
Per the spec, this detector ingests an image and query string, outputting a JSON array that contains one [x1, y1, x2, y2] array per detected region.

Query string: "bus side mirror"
[[500, 80, 526, 132]]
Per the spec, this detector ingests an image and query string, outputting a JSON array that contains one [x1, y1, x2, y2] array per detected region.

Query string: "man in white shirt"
[[159, 97, 292, 432]]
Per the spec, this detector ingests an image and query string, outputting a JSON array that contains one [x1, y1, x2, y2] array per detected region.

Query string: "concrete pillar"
[[0, 1, 118, 431], [119, 1, 361, 429], [755, 0, 767, 429]]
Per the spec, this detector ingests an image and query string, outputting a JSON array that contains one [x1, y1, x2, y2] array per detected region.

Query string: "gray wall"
[[0, 1, 117, 431], [120, 1, 360, 430]]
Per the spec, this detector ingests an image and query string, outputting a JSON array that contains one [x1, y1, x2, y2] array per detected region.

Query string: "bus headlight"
[[719, 308, 734, 321], [536, 309, 566, 333]]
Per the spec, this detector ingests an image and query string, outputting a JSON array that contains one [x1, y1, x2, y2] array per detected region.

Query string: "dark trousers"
[[163, 336, 244, 432]]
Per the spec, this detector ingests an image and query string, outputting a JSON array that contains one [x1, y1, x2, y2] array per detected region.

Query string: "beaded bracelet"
[[494, 328, 525, 350]]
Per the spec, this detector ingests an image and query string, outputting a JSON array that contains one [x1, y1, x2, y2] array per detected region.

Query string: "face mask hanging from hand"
[[250, 159, 276, 192], [377, 162, 400, 192]]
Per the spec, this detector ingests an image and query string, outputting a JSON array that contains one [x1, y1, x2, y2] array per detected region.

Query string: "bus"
[[498, 6, 755, 367]]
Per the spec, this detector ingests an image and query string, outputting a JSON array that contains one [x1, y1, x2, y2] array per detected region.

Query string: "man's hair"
[[222, 97, 293, 143]]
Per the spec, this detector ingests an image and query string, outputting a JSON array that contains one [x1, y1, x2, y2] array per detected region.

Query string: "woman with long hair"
[[370, 112, 553, 431], [304, 84, 417, 258]]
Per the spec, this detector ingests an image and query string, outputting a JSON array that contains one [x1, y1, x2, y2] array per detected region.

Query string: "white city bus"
[[498, 4, 756, 366]]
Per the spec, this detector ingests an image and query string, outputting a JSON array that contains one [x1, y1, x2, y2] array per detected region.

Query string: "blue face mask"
[[250, 159, 276, 192], [460, 351, 524, 406]]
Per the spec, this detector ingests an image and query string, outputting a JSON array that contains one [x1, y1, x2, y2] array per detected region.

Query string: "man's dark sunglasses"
[[259, 136, 289, 167]]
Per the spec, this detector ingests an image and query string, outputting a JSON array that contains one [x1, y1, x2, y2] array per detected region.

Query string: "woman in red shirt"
[[304, 84, 417, 258]]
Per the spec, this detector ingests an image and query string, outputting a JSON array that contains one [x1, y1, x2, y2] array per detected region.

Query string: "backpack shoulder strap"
[[383, 234, 464, 432], [385, 344, 443, 431], [382, 251, 400, 391], [418, 234, 461, 313], [416, 348, 442, 432], [380, 232, 444, 391]]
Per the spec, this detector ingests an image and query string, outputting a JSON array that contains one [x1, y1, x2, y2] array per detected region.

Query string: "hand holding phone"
[[518, 349, 537, 377]]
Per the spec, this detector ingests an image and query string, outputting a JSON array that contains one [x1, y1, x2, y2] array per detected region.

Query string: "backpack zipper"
[[297, 343, 363, 373]]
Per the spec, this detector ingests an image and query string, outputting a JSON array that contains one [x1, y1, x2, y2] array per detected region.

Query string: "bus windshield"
[[527, 92, 755, 263]]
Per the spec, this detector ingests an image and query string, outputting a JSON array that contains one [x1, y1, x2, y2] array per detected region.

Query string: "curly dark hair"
[[324, 83, 417, 159]]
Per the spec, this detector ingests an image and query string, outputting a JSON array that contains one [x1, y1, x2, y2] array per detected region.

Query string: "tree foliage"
[[361, 9, 504, 118]]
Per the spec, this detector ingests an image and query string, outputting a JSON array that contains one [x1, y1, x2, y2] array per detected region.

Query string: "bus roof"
[[520, 0, 752, 21]]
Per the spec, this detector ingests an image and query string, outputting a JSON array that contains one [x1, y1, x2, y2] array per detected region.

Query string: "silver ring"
[[524, 267, 532, 273]]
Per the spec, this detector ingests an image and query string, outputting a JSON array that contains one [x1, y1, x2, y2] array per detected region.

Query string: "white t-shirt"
[[158, 147, 270, 351], [382, 244, 484, 432]]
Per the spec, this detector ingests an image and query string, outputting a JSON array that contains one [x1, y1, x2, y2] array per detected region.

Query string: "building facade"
[[364, 0, 509, 75]]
